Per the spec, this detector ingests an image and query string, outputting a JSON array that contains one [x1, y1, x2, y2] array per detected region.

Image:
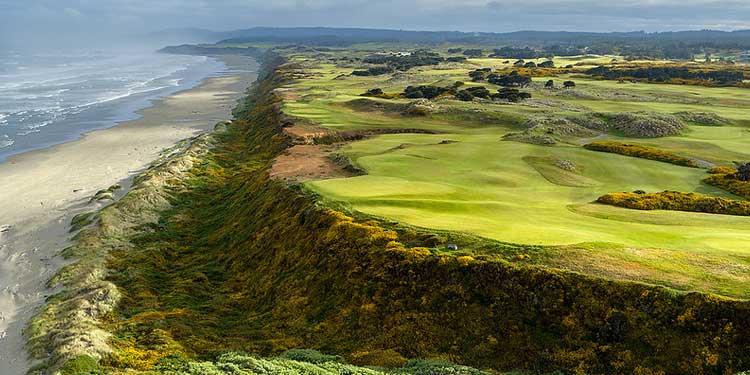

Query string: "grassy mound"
[[599, 112, 686, 138], [675, 112, 732, 126], [523, 156, 600, 187], [597, 190, 750, 216], [583, 141, 700, 168], [704, 167, 750, 199], [503, 116, 597, 145]]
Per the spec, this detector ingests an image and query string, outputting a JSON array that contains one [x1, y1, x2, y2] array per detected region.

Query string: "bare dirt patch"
[[270, 145, 352, 182], [282, 123, 337, 144]]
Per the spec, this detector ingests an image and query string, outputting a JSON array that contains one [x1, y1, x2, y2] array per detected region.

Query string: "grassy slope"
[[277, 55, 750, 298]]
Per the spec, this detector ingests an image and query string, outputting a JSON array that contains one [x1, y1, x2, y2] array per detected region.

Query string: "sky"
[[2, 0, 750, 47]]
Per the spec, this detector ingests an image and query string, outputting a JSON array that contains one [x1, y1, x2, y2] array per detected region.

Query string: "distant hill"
[[157, 27, 750, 60], [212, 27, 750, 48]]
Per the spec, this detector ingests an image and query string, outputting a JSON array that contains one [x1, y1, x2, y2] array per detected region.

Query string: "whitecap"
[[0, 136, 13, 149]]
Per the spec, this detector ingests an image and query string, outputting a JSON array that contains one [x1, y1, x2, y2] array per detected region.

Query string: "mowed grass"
[[282, 57, 750, 298]]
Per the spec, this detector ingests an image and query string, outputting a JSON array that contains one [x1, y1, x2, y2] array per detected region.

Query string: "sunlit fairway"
[[280, 55, 750, 298]]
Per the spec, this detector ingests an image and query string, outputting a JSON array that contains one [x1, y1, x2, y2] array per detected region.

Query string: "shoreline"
[[0, 55, 258, 375]]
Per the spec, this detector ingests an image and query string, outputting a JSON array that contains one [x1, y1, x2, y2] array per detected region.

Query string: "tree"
[[464, 86, 491, 98], [448, 48, 463, 54], [545, 80, 554, 88], [455, 90, 474, 101], [468, 68, 492, 82], [513, 59, 525, 67], [362, 88, 384, 96], [463, 49, 484, 57], [538, 60, 555, 68], [735, 162, 750, 181], [523, 61, 537, 68], [493, 88, 532, 102], [488, 71, 532, 87], [563, 81, 576, 88]]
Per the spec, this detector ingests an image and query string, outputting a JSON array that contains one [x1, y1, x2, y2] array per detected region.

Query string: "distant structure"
[[447, 244, 459, 251]]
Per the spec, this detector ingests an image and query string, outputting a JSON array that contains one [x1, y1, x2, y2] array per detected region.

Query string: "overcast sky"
[[2, 0, 750, 47]]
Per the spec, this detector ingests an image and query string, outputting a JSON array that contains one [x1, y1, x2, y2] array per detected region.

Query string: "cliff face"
[[33, 53, 750, 375]]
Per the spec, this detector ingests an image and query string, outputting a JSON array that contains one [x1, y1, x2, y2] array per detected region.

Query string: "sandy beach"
[[0, 55, 257, 375]]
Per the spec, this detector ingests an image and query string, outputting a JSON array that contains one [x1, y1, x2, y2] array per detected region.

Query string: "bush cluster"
[[703, 166, 750, 199], [493, 88, 532, 102], [584, 141, 700, 168], [352, 66, 395, 76], [487, 71, 532, 87], [363, 50, 445, 71], [597, 190, 750, 216], [586, 65, 745, 86]]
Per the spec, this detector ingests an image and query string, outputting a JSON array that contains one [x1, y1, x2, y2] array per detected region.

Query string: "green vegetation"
[[59, 355, 104, 375], [704, 166, 750, 199], [276, 45, 750, 298], [597, 190, 750, 216], [584, 141, 700, 168], [34, 44, 750, 375], [69, 211, 97, 232], [149, 351, 490, 375], [585, 65, 747, 86]]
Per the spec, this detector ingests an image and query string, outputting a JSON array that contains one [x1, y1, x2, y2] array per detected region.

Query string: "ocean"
[[0, 49, 223, 162]]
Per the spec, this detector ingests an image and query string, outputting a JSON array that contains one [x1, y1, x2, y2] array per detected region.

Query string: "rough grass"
[[148, 351, 490, 375], [583, 141, 700, 168], [597, 190, 750, 216]]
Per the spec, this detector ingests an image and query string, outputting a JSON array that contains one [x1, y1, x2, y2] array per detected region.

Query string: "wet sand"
[[0, 55, 257, 374]]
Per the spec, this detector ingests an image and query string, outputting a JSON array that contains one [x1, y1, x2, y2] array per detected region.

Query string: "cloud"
[[1, 0, 750, 49]]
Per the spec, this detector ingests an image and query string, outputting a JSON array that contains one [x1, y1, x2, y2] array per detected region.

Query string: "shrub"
[[350, 349, 408, 368], [538, 60, 555, 68], [279, 349, 342, 363], [703, 167, 750, 199], [597, 191, 750, 216], [463, 86, 491, 98], [583, 141, 700, 168], [404, 85, 451, 99], [455, 90, 474, 101], [394, 359, 491, 375], [487, 71, 532, 87], [59, 355, 104, 375], [362, 88, 384, 97], [462, 49, 483, 57], [468, 68, 492, 82], [446, 56, 467, 63], [352, 66, 395, 76], [492, 88, 531, 102]]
